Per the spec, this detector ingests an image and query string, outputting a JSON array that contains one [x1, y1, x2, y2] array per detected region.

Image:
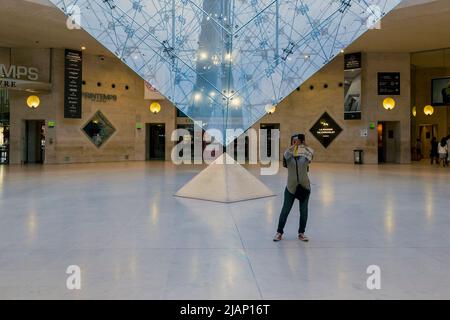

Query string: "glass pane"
[[49, 0, 401, 139]]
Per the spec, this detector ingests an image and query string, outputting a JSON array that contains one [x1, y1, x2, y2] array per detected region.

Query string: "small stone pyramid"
[[175, 153, 275, 203]]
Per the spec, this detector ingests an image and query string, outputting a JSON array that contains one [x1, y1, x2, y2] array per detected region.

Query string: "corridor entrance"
[[146, 123, 166, 160], [378, 121, 401, 164], [24, 120, 46, 164]]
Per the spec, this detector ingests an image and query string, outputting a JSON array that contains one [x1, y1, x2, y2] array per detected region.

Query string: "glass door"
[[146, 123, 166, 160], [25, 120, 46, 164], [0, 88, 10, 165]]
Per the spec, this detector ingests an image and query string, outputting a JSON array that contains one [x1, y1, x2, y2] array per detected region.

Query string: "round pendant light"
[[424, 105, 434, 116], [265, 104, 276, 115], [149, 101, 161, 114], [27, 95, 40, 109], [383, 97, 396, 111]]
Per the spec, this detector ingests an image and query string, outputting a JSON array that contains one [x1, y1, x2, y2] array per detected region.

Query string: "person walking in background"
[[447, 135, 450, 167], [416, 138, 423, 160], [438, 137, 448, 167], [430, 137, 439, 165], [274, 134, 314, 242]]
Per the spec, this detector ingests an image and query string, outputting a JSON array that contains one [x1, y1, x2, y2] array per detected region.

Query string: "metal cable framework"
[[49, 0, 401, 143]]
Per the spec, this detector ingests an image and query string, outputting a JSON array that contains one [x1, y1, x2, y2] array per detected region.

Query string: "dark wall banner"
[[344, 52, 362, 120], [344, 52, 362, 70], [378, 72, 400, 95], [64, 49, 83, 119]]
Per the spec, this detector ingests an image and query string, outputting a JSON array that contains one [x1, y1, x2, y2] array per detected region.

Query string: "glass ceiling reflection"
[[48, 0, 401, 143]]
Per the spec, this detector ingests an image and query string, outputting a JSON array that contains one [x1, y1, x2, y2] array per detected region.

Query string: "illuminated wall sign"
[[310, 112, 343, 148], [83, 92, 117, 103], [0, 64, 39, 81], [0, 64, 51, 92]]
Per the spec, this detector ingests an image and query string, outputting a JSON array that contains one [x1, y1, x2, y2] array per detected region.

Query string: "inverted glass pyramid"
[[49, 0, 401, 144]]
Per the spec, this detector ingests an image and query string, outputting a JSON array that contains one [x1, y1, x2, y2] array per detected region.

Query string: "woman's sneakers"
[[273, 233, 310, 242], [298, 233, 309, 242], [273, 233, 283, 242]]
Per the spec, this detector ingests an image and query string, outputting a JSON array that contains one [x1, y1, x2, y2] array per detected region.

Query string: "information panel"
[[378, 72, 400, 95]]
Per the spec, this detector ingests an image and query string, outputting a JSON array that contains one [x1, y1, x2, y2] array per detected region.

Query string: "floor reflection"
[[0, 162, 449, 299]]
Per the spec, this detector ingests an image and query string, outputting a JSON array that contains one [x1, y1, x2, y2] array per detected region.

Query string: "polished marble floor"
[[0, 161, 449, 299]]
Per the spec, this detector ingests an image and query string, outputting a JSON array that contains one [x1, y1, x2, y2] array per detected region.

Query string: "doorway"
[[0, 124, 9, 164], [146, 123, 166, 160], [419, 124, 438, 159], [0, 88, 10, 165], [261, 123, 280, 158], [25, 120, 45, 164], [378, 121, 400, 164], [177, 124, 196, 162]]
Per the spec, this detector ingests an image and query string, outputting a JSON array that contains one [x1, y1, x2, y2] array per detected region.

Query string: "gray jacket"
[[284, 145, 314, 194]]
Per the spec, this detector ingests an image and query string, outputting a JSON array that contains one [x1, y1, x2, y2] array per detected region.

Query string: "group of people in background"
[[416, 136, 450, 167], [429, 136, 450, 167]]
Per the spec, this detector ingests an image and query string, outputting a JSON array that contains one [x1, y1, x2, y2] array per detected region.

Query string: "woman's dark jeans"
[[277, 185, 311, 235]]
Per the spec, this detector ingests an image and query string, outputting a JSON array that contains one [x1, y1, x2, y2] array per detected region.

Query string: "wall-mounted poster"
[[310, 112, 343, 148], [64, 49, 83, 119], [378, 72, 400, 95], [344, 52, 362, 120]]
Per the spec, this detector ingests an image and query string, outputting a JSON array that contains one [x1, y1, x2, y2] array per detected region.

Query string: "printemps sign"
[[0, 64, 39, 81], [0, 64, 50, 92]]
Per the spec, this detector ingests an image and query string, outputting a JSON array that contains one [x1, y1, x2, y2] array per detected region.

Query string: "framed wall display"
[[344, 53, 362, 120], [431, 77, 450, 106]]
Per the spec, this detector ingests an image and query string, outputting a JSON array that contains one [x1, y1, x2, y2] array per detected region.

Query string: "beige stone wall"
[[4, 47, 412, 165], [0, 48, 10, 66], [5, 48, 177, 164], [254, 53, 412, 164], [7, 49, 54, 164], [52, 50, 177, 164], [363, 53, 411, 164]]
